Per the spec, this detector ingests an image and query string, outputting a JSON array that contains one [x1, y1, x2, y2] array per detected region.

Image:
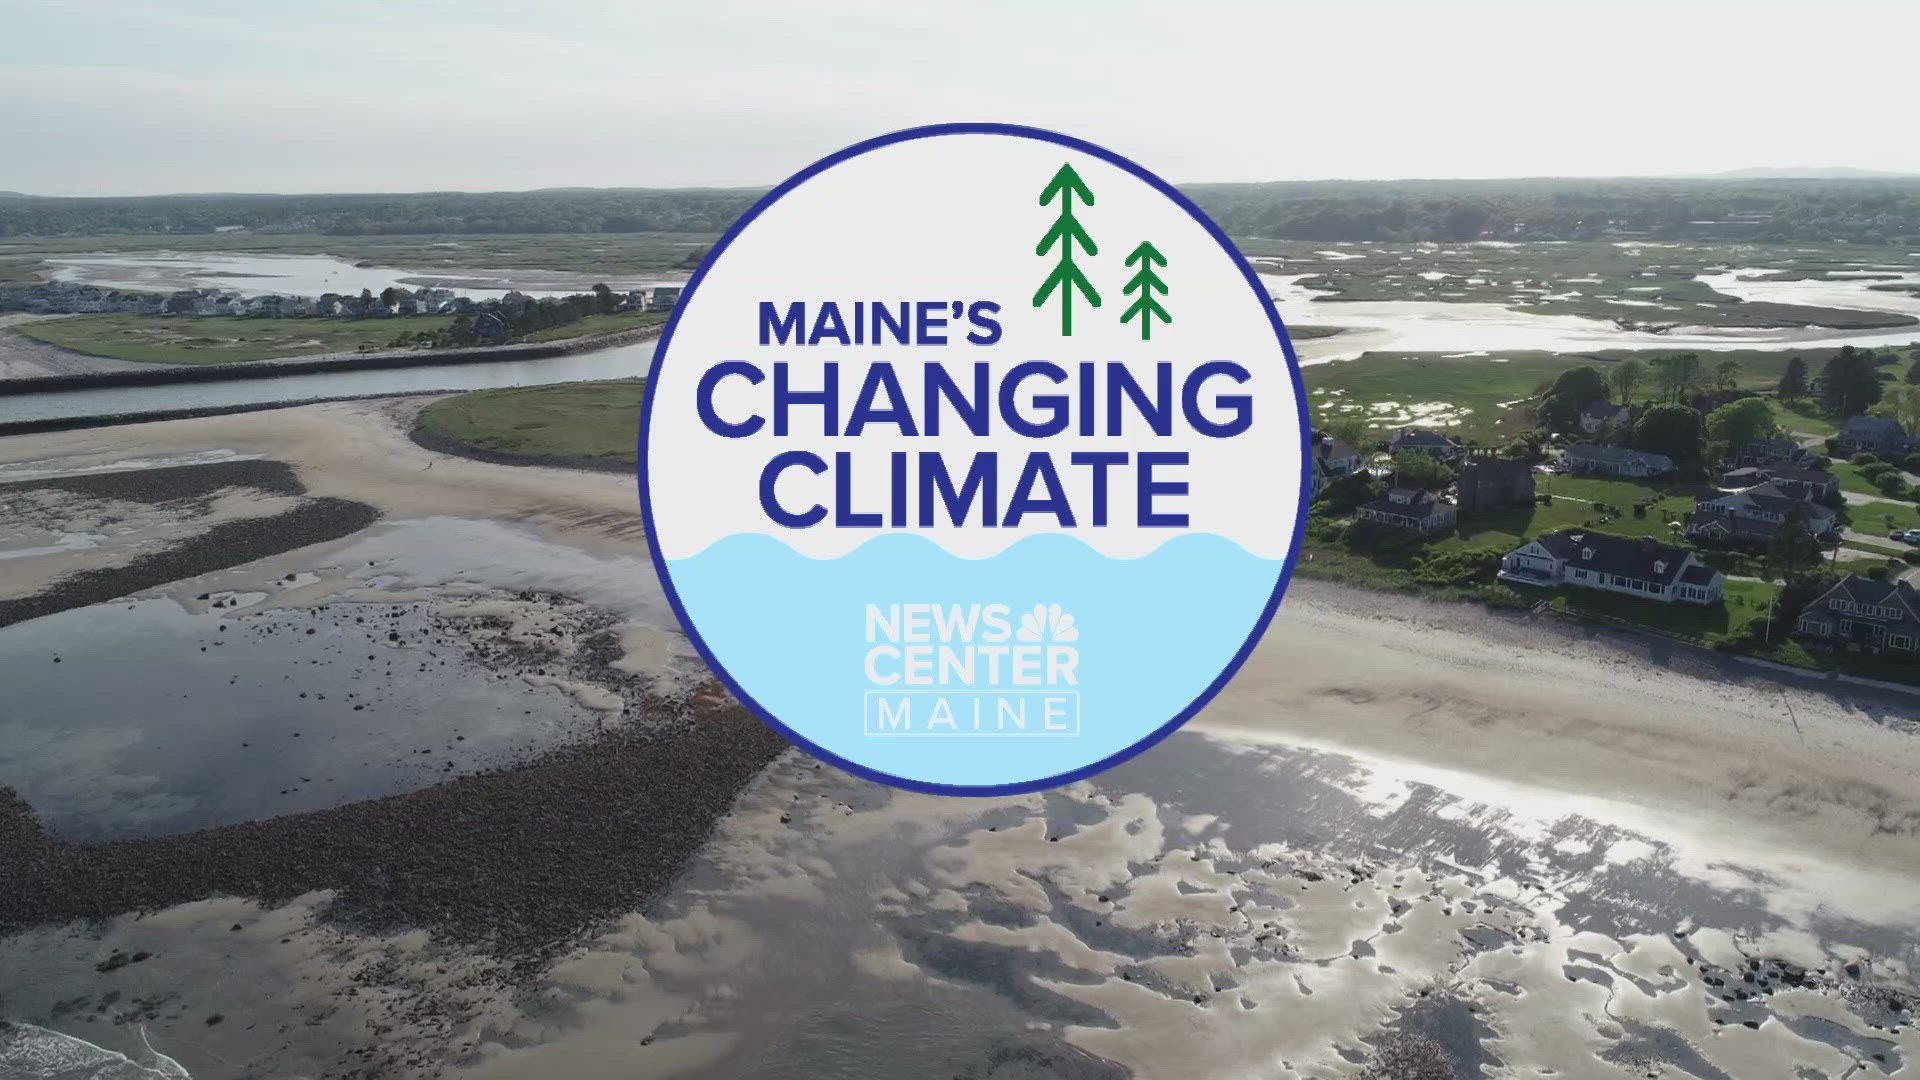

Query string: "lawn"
[[1515, 577, 1781, 643], [17, 313, 455, 364], [1428, 474, 1697, 552], [1775, 398, 1838, 437], [1842, 499, 1920, 536], [414, 379, 645, 465]]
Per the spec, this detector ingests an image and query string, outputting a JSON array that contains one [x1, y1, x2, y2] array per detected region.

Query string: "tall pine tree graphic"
[[1033, 163, 1099, 336], [1120, 241, 1169, 340]]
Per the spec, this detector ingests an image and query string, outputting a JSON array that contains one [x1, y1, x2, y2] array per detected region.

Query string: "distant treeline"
[[8, 178, 1920, 244]]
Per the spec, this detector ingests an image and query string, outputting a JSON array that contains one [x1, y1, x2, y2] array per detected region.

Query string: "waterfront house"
[[1723, 465, 1839, 503], [1796, 576, 1920, 656], [1356, 487, 1457, 533], [1562, 443, 1674, 478], [1388, 428, 1462, 461], [650, 285, 684, 311], [1836, 416, 1911, 457], [1498, 529, 1723, 604]]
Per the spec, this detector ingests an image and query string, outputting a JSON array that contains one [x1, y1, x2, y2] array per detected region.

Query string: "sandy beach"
[[3, 399, 1918, 1078]]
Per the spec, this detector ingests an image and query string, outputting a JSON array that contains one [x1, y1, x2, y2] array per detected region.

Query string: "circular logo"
[[639, 124, 1308, 794]]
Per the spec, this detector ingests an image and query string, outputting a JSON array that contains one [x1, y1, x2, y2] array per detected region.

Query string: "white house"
[[1578, 401, 1631, 434], [1498, 529, 1724, 604], [1357, 487, 1457, 533]]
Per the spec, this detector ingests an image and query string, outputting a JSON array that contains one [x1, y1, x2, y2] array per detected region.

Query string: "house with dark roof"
[[1498, 529, 1724, 604], [1836, 416, 1911, 457], [1737, 436, 1821, 470], [1388, 428, 1462, 461], [1578, 400, 1632, 434], [1455, 452, 1535, 513], [1691, 482, 1839, 544], [1562, 443, 1674, 478], [1357, 487, 1457, 533], [1796, 576, 1920, 656], [1716, 465, 1839, 502], [1312, 434, 1364, 478]]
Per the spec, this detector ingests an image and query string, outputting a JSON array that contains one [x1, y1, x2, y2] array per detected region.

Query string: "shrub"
[[1632, 503, 1648, 518], [1904, 549, 1920, 565], [1538, 493, 1553, 505], [1824, 437, 1841, 455], [1868, 564, 1891, 581], [1410, 546, 1506, 587], [1861, 461, 1894, 480], [1854, 452, 1881, 466]]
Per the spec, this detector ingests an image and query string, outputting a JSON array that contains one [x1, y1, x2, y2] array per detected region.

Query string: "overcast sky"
[[7, 0, 1918, 196]]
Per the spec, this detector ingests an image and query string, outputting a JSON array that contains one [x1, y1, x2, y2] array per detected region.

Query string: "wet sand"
[[2, 401, 1919, 1077]]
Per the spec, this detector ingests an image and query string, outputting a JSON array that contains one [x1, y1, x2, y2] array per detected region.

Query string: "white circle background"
[[645, 132, 1304, 562]]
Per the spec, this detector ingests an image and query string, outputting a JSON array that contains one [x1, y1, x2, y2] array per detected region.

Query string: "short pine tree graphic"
[[1033, 163, 1099, 336], [1120, 241, 1169, 340]]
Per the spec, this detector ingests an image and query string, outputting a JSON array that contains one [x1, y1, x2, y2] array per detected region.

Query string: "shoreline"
[[4, 399, 1920, 1075], [0, 322, 662, 395]]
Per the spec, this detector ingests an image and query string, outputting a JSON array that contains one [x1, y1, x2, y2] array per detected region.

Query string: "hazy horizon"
[[8, 0, 1920, 197], [8, 166, 1920, 202]]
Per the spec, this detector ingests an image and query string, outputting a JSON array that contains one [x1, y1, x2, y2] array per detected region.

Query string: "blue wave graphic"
[[666, 532, 1285, 788]]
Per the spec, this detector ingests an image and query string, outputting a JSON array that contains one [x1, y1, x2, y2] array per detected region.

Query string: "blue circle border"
[[636, 122, 1313, 797]]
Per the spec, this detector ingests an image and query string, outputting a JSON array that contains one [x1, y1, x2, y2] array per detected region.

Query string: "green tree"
[[1777, 355, 1808, 399], [1386, 450, 1455, 490], [592, 282, 616, 313], [1538, 365, 1609, 432], [1705, 397, 1779, 465], [1316, 413, 1373, 452], [1766, 503, 1826, 580], [1820, 345, 1884, 416], [1905, 356, 1920, 384], [1610, 357, 1645, 407], [379, 286, 398, 309], [1628, 403, 1706, 464], [1119, 241, 1170, 340], [1874, 384, 1920, 433], [1713, 358, 1740, 393], [1032, 163, 1099, 336], [1649, 352, 1703, 404]]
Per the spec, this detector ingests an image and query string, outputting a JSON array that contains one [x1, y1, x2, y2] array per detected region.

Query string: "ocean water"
[[665, 532, 1287, 789]]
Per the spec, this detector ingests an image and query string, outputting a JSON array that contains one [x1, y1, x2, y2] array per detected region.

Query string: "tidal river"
[[9, 268, 1920, 427]]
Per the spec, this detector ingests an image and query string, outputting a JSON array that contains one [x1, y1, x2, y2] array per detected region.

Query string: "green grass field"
[[0, 232, 715, 280], [1304, 351, 1586, 443], [414, 379, 645, 465], [1305, 345, 1919, 447], [1427, 475, 1696, 552], [517, 310, 666, 343], [1534, 577, 1781, 642], [16, 313, 456, 364], [16, 309, 663, 363]]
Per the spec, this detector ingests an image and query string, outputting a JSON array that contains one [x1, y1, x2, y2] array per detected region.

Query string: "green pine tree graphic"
[[1120, 241, 1170, 340], [1033, 163, 1100, 336]]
